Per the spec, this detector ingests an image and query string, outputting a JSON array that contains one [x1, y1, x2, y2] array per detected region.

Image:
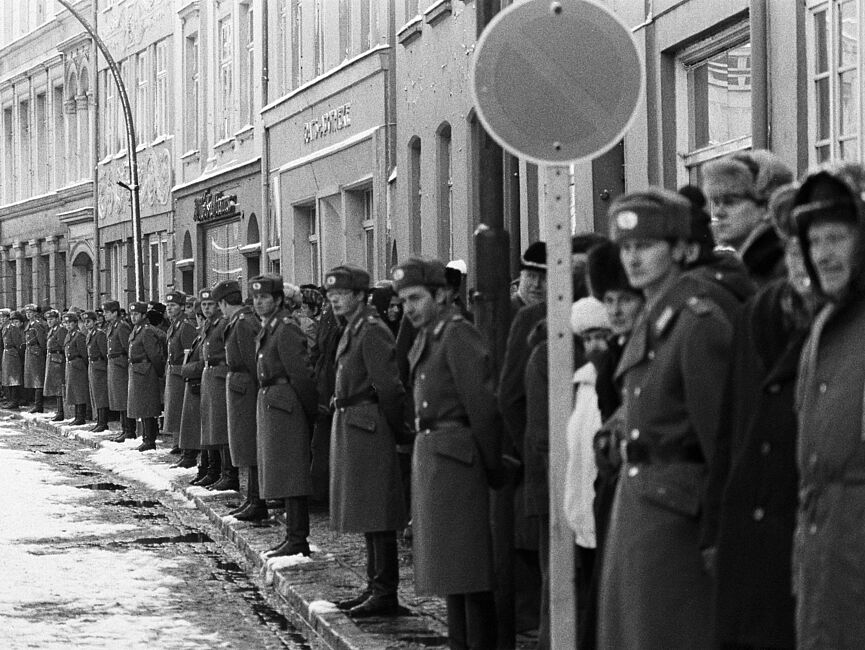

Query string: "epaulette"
[[433, 314, 464, 338], [686, 296, 713, 316], [238, 313, 245, 320], [282, 315, 292, 325]]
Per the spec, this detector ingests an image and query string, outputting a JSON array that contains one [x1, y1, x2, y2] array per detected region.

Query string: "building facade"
[[0, 1, 95, 310]]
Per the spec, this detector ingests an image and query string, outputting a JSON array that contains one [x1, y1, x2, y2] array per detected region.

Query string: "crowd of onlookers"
[[7, 149, 865, 649]]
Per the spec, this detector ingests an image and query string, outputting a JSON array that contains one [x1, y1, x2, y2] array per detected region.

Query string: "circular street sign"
[[470, 0, 644, 165]]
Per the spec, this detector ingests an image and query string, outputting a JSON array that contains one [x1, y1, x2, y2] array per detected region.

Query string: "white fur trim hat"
[[570, 297, 611, 335]]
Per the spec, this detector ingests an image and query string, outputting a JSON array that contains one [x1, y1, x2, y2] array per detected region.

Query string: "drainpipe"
[[751, 0, 768, 149]]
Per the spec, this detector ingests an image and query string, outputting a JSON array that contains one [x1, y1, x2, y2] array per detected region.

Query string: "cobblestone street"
[[0, 420, 309, 649]]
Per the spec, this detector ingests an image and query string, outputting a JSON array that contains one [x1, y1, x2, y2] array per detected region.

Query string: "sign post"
[[471, 1, 643, 646]]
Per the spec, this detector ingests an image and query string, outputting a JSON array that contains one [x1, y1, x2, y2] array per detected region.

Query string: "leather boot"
[[171, 448, 198, 469], [196, 448, 222, 487], [70, 403, 86, 426], [208, 446, 240, 491], [51, 396, 65, 421], [4, 386, 20, 410], [349, 531, 400, 617], [137, 417, 157, 452], [189, 449, 211, 485], [28, 388, 44, 413], [265, 497, 311, 557], [90, 408, 109, 433], [234, 466, 268, 521], [124, 413, 137, 439]]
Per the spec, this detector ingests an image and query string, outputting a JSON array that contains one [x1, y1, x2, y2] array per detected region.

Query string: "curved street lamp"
[[56, 0, 144, 301]]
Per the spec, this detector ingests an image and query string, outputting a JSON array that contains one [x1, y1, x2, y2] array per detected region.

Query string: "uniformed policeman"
[[126, 302, 165, 452], [147, 301, 170, 434], [63, 311, 89, 425], [82, 311, 109, 432], [324, 264, 408, 617], [198, 287, 236, 490], [0, 308, 9, 404], [103, 301, 134, 442], [163, 291, 197, 457], [251, 274, 318, 557], [394, 257, 503, 649], [1, 311, 26, 410], [43, 309, 66, 421], [23, 304, 48, 413], [219, 280, 265, 519], [179, 295, 207, 480], [597, 188, 733, 649]]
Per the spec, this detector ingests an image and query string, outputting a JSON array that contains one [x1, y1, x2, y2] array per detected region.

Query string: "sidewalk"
[[11, 410, 534, 650]]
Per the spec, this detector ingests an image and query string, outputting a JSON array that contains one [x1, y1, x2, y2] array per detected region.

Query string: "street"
[[0, 418, 309, 649]]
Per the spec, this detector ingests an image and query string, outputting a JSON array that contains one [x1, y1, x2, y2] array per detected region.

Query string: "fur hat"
[[608, 188, 692, 243], [587, 240, 637, 299], [702, 149, 793, 206], [520, 241, 547, 272]]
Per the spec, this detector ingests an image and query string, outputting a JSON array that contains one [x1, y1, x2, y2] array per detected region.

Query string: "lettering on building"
[[194, 189, 238, 223], [303, 103, 352, 144]]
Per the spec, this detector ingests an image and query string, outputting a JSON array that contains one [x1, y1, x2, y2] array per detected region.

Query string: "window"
[[313, 0, 325, 77], [185, 34, 200, 150], [104, 70, 116, 155], [20, 99, 31, 198], [39, 255, 50, 306], [136, 50, 149, 146], [362, 188, 375, 278], [436, 123, 453, 259], [809, 0, 860, 162], [52, 86, 65, 187], [408, 137, 422, 253], [241, 4, 255, 126], [218, 16, 234, 141], [118, 61, 128, 152], [36, 93, 48, 193], [4, 107, 14, 202], [155, 40, 169, 138], [339, 0, 351, 59], [291, 0, 302, 89], [148, 236, 168, 301], [295, 204, 319, 284], [676, 23, 752, 183]]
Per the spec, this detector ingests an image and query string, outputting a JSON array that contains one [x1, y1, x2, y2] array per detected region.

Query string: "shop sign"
[[193, 189, 238, 223], [303, 103, 352, 144]]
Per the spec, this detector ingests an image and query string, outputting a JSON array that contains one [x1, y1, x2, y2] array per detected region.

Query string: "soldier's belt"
[[66, 355, 82, 361], [88, 355, 105, 361], [622, 441, 704, 465], [416, 417, 470, 431], [204, 360, 226, 368], [49, 349, 63, 354], [260, 377, 289, 388], [333, 390, 379, 409], [107, 352, 127, 358], [129, 357, 147, 364]]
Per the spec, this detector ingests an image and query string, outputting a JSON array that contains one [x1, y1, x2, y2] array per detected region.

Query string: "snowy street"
[[0, 418, 309, 649]]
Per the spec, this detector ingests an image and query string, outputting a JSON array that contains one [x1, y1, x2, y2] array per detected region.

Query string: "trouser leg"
[[286, 496, 310, 551], [447, 594, 469, 650], [465, 591, 498, 649], [368, 530, 399, 597], [537, 514, 551, 650]]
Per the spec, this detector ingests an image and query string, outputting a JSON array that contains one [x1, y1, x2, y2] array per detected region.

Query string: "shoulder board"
[[433, 312, 465, 338], [686, 296, 713, 316], [654, 306, 676, 336], [238, 313, 245, 320], [282, 315, 292, 325]]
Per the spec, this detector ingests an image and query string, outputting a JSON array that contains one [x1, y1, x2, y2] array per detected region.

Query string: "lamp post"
[[56, 0, 144, 301]]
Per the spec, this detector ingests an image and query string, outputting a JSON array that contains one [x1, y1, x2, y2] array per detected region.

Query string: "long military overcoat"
[[23, 319, 47, 388], [164, 316, 197, 434], [795, 295, 865, 649], [408, 308, 502, 596], [126, 321, 165, 419], [598, 276, 733, 650], [200, 313, 229, 447], [86, 327, 109, 410], [64, 328, 89, 405], [225, 306, 260, 467], [43, 323, 65, 397], [255, 309, 318, 499], [178, 330, 204, 451], [106, 319, 131, 411], [330, 305, 407, 534], [2, 324, 24, 387]]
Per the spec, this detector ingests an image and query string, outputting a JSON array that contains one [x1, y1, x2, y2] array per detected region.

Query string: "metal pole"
[[56, 0, 144, 301]]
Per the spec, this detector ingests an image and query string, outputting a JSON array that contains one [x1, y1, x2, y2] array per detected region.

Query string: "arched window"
[[408, 136, 422, 253], [436, 122, 452, 259], [247, 212, 260, 244]]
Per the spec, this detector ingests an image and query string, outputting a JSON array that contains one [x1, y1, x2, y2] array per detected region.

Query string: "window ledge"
[[175, 257, 195, 269], [239, 242, 261, 256], [180, 149, 200, 162], [151, 134, 171, 146], [266, 245, 280, 254], [135, 142, 148, 153], [397, 16, 423, 46], [113, 149, 128, 160], [423, 0, 452, 26], [234, 124, 254, 142], [213, 136, 235, 154]]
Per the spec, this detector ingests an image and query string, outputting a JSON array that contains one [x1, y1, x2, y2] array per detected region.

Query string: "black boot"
[[172, 448, 198, 469], [196, 448, 222, 487], [70, 403, 86, 426], [137, 417, 157, 452], [208, 446, 240, 492], [234, 466, 268, 521], [349, 531, 400, 617], [28, 388, 44, 413], [51, 396, 64, 421], [189, 449, 211, 485], [90, 408, 109, 433], [109, 412, 131, 442], [4, 386, 20, 410], [265, 497, 311, 557]]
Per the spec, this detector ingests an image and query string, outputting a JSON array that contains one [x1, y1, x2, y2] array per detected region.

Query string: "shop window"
[[294, 203, 319, 285], [408, 136, 422, 253], [363, 189, 375, 279], [676, 22, 752, 184], [185, 34, 200, 151], [808, 0, 860, 162], [436, 123, 453, 260]]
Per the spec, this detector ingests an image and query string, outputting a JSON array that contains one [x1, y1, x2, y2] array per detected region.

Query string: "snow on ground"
[[0, 426, 232, 648]]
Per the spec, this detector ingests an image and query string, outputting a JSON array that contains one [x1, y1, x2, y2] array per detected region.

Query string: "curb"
[[14, 412, 448, 650]]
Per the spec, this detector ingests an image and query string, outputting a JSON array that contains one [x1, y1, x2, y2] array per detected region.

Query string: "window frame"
[[154, 39, 169, 139], [135, 50, 150, 149], [217, 14, 234, 142]]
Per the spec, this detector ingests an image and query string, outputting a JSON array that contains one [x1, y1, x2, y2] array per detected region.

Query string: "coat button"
[[809, 523, 818, 534], [420, 373, 426, 380], [339, 407, 345, 413], [809, 453, 818, 467], [422, 401, 428, 408], [647, 351, 655, 360], [760, 442, 771, 456], [767, 383, 781, 394], [630, 429, 640, 440], [627, 466, 639, 477], [752, 507, 765, 522], [633, 387, 641, 397], [819, 383, 827, 394]]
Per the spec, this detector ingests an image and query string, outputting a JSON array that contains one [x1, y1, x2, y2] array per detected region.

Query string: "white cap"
[[446, 259, 467, 274], [570, 297, 611, 335]]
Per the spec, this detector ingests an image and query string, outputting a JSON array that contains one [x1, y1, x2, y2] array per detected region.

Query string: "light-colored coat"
[[329, 305, 407, 534]]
